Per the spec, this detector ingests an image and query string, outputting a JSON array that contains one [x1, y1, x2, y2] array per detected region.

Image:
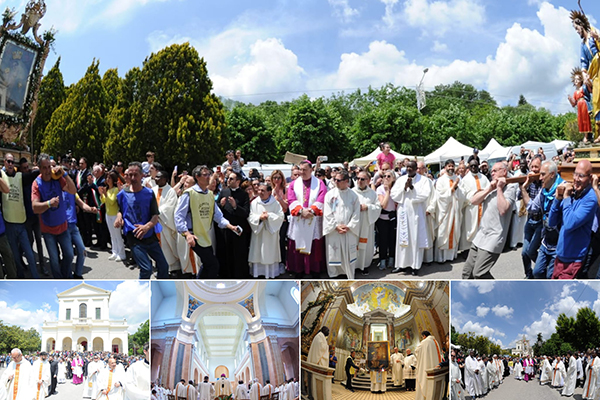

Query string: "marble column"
[[269, 336, 285, 385]]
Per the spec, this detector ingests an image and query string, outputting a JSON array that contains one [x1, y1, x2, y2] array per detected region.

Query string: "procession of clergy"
[[453, 350, 600, 399], [0, 345, 150, 400], [160, 375, 299, 400]]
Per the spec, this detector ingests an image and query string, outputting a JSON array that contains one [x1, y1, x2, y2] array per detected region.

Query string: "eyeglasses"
[[201, 172, 212, 177], [357, 177, 367, 181], [272, 176, 282, 180], [334, 178, 348, 183], [384, 175, 394, 178], [574, 172, 590, 179]]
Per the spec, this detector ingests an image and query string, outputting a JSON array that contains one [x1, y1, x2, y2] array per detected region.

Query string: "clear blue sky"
[[0, 280, 149, 334], [452, 281, 600, 349], [3, 0, 597, 113]]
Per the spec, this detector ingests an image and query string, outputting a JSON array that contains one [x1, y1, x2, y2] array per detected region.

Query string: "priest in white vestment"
[[261, 380, 275, 398], [124, 345, 150, 400], [97, 358, 125, 400], [248, 183, 285, 278], [514, 359, 523, 380], [32, 352, 51, 400], [390, 347, 404, 386], [0, 348, 34, 400], [583, 352, 600, 399], [478, 357, 488, 394], [450, 352, 466, 400], [215, 374, 233, 397], [414, 331, 443, 400], [249, 379, 262, 400], [198, 377, 214, 400], [307, 327, 330, 367], [458, 161, 490, 252], [185, 381, 197, 400], [464, 351, 481, 397], [552, 357, 566, 387], [352, 171, 381, 271], [175, 379, 187, 399], [434, 160, 462, 262], [390, 161, 432, 274], [235, 380, 249, 399], [153, 171, 181, 271], [486, 356, 496, 391], [323, 170, 361, 279], [563, 353, 578, 396], [540, 356, 552, 385]]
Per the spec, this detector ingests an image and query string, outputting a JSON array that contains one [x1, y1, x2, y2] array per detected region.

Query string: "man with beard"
[[433, 160, 462, 262]]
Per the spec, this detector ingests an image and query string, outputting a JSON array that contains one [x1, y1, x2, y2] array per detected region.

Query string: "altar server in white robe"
[[198, 376, 214, 400], [235, 380, 249, 399], [390, 347, 404, 386], [249, 379, 262, 400], [563, 353, 578, 396], [540, 356, 552, 385], [390, 161, 432, 274], [248, 183, 285, 278], [464, 351, 482, 397], [215, 374, 233, 397], [153, 171, 180, 271], [403, 349, 417, 391], [0, 348, 34, 400], [352, 171, 381, 271], [583, 351, 600, 399], [124, 344, 150, 400], [415, 331, 443, 400], [307, 327, 330, 367], [552, 357, 566, 388], [323, 170, 361, 279], [450, 351, 466, 400], [434, 160, 462, 262], [459, 160, 490, 252], [514, 359, 523, 380], [486, 356, 497, 390], [32, 352, 51, 400], [97, 357, 125, 400], [86, 355, 103, 399]]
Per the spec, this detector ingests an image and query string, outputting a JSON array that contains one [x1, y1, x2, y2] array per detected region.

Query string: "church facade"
[[41, 283, 129, 353]]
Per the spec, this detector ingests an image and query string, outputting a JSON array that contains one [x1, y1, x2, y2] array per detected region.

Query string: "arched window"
[[291, 287, 300, 305], [79, 303, 87, 318]]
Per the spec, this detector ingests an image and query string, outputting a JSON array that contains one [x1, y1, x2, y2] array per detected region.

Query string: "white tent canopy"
[[550, 139, 573, 153], [424, 137, 474, 165], [508, 141, 557, 160], [351, 147, 413, 167], [479, 138, 508, 162]]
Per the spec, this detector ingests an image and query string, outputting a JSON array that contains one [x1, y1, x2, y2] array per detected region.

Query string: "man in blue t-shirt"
[[115, 162, 168, 279]]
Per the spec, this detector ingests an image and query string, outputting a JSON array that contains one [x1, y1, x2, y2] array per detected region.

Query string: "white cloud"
[[492, 304, 514, 318], [548, 296, 590, 317], [109, 281, 150, 334], [0, 300, 57, 333], [561, 283, 576, 298], [328, 0, 359, 23], [476, 304, 490, 317], [522, 311, 556, 342], [490, 337, 504, 347], [380, 0, 400, 27], [461, 321, 503, 338], [402, 0, 486, 34], [431, 40, 448, 53], [458, 281, 496, 295]]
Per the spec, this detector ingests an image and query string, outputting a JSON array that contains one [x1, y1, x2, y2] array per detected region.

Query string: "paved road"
[[465, 375, 587, 400], [0, 366, 84, 400], [19, 237, 600, 281]]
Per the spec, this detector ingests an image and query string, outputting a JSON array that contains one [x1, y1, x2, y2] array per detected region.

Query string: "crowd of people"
[[451, 348, 600, 399], [151, 375, 299, 400], [0, 344, 149, 399], [0, 140, 595, 280]]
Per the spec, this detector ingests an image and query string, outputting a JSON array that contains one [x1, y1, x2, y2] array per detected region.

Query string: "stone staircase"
[[344, 373, 405, 391]]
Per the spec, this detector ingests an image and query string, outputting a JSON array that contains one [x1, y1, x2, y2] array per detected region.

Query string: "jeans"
[[521, 219, 542, 279], [0, 233, 16, 279], [5, 222, 39, 279], [42, 230, 74, 279], [130, 240, 169, 279], [25, 215, 46, 269], [67, 223, 86, 277], [191, 243, 220, 279], [532, 244, 556, 279]]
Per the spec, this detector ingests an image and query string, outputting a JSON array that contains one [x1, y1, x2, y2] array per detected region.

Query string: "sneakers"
[[108, 254, 117, 261], [378, 259, 387, 270], [114, 256, 125, 262]]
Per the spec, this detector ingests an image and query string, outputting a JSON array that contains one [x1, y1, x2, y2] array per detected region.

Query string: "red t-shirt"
[[32, 177, 68, 235], [377, 152, 395, 169]]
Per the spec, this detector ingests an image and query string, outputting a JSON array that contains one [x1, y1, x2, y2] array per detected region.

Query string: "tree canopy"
[[0, 321, 41, 354]]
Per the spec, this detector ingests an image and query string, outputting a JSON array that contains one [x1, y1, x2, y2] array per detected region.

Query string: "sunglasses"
[[357, 177, 367, 181], [334, 178, 348, 182], [5, 159, 13, 164]]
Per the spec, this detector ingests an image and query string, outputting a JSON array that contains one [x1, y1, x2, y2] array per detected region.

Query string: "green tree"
[[32, 57, 66, 155], [0, 321, 41, 354], [532, 333, 544, 357], [106, 43, 226, 170], [226, 104, 277, 163], [129, 320, 149, 356], [555, 313, 576, 345], [42, 59, 108, 163], [573, 307, 600, 350], [278, 95, 349, 162]]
